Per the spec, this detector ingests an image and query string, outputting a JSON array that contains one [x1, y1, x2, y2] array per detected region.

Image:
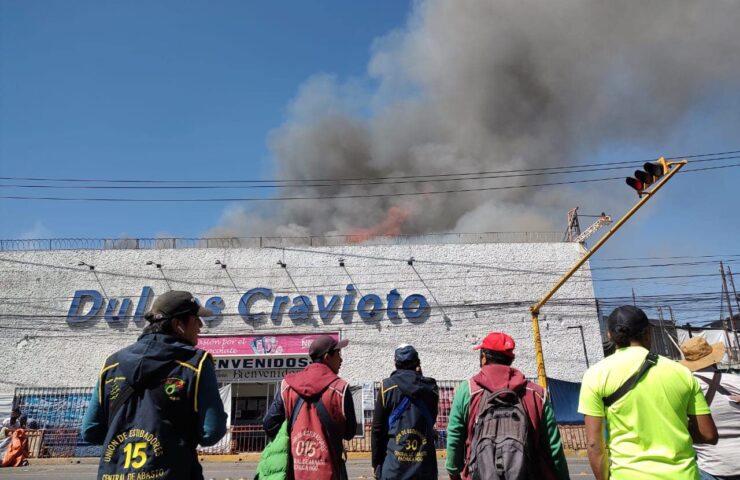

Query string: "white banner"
[[216, 368, 302, 383]]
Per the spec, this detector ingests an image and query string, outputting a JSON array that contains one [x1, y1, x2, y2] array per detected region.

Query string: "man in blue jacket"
[[371, 344, 439, 480], [82, 290, 227, 480]]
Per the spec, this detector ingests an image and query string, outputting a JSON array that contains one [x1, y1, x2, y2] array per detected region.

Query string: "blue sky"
[[1, 1, 739, 324], [0, 0, 411, 238]]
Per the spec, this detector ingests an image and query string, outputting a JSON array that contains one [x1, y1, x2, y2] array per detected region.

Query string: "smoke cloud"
[[211, 0, 740, 238]]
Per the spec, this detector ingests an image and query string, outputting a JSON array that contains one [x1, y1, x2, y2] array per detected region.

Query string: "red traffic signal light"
[[626, 157, 671, 196], [625, 177, 645, 195]]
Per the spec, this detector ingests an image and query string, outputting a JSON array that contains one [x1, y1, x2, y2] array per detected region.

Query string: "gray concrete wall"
[[0, 242, 601, 394]]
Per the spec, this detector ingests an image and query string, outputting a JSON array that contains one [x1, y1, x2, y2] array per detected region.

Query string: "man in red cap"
[[263, 334, 357, 480], [445, 332, 569, 480]]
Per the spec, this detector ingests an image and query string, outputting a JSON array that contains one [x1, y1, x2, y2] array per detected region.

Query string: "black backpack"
[[468, 388, 531, 480]]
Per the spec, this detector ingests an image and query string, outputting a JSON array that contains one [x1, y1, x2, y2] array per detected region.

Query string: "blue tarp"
[[548, 378, 583, 424]]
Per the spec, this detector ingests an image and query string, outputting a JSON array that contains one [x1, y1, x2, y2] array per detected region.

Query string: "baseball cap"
[[473, 332, 516, 358], [144, 290, 213, 322], [309, 335, 349, 359], [607, 305, 649, 335], [394, 344, 419, 364]]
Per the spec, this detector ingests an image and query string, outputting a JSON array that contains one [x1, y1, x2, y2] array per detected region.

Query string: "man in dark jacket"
[[371, 344, 439, 480], [446, 332, 569, 480], [81, 290, 227, 480], [263, 335, 357, 480]]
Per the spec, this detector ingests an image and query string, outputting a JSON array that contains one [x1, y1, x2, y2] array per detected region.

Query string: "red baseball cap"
[[473, 332, 516, 358]]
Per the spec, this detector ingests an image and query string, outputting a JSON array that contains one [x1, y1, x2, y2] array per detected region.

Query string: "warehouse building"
[[0, 234, 601, 452]]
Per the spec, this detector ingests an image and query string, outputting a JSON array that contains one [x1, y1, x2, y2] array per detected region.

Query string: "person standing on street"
[[579, 305, 718, 480], [81, 290, 227, 480], [680, 336, 740, 480], [371, 344, 439, 480], [263, 335, 357, 480], [1, 408, 21, 431], [446, 332, 569, 480]]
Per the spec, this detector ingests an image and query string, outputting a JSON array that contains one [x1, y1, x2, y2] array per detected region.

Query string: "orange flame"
[[348, 206, 409, 243]]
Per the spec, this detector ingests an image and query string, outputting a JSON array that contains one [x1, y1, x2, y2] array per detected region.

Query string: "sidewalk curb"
[[28, 449, 585, 465]]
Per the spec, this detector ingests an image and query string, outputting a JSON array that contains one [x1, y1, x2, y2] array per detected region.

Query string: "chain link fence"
[[12, 387, 98, 458], [13, 381, 585, 459]]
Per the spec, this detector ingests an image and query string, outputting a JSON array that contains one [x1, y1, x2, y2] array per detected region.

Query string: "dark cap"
[[394, 344, 419, 364], [607, 305, 649, 335], [308, 335, 349, 360], [144, 290, 213, 322]]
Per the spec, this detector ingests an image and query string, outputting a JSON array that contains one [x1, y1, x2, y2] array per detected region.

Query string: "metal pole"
[[720, 262, 738, 362], [530, 160, 687, 388], [568, 325, 590, 368], [595, 298, 604, 340], [727, 266, 740, 355], [579, 325, 590, 367], [658, 307, 667, 355], [632, 288, 637, 307], [668, 306, 680, 356]]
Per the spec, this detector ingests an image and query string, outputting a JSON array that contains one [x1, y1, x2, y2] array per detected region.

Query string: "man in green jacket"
[[445, 332, 569, 480]]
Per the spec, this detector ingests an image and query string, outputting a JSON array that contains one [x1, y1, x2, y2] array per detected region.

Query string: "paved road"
[[1, 457, 595, 479]]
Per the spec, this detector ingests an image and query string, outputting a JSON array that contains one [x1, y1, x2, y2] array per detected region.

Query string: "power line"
[[2, 156, 739, 190], [2, 149, 739, 185], [1, 163, 738, 202]]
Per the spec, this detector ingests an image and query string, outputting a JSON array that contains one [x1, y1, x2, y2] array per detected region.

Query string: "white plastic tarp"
[[198, 384, 232, 453], [0, 393, 13, 424], [675, 328, 737, 363]]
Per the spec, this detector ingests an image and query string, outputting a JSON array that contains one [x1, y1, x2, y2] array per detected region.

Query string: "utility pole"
[[530, 158, 687, 388], [668, 306, 680, 355], [727, 266, 740, 320], [657, 307, 666, 355], [720, 262, 739, 362], [658, 306, 681, 358], [728, 266, 740, 363]]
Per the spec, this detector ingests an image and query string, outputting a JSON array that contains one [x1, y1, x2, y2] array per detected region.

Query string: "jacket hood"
[[390, 369, 437, 398], [471, 364, 528, 394], [117, 333, 200, 389], [284, 362, 339, 398]]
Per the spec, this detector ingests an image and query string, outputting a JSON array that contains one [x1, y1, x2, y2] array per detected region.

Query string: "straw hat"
[[679, 337, 726, 371]]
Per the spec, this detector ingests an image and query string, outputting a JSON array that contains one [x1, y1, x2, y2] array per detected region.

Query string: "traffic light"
[[626, 157, 671, 196]]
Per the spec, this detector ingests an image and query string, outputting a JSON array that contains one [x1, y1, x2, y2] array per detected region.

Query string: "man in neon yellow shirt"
[[578, 305, 718, 480]]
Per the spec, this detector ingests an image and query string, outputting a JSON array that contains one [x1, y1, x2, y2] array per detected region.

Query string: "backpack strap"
[[697, 372, 731, 405], [603, 352, 658, 407], [388, 396, 411, 429], [387, 396, 435, 432], [316, 398, 348, 480], [289, 396, 305, 431]]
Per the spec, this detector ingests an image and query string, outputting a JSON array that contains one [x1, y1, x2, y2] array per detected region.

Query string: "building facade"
[[0, 237, 602, 432]]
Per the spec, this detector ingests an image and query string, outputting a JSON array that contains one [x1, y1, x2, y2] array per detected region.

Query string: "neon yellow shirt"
[[578, 346, 710, 480]]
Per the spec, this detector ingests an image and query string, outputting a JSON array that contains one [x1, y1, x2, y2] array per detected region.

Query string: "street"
[[1, 457, 595, 479]]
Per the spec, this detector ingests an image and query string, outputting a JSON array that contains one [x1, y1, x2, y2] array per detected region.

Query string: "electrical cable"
[[2, 149, 738, 185], [0, 160, 738, 202]]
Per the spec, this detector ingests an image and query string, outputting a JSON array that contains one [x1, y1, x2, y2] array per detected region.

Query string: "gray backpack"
[[468, 388, 531, 480]]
